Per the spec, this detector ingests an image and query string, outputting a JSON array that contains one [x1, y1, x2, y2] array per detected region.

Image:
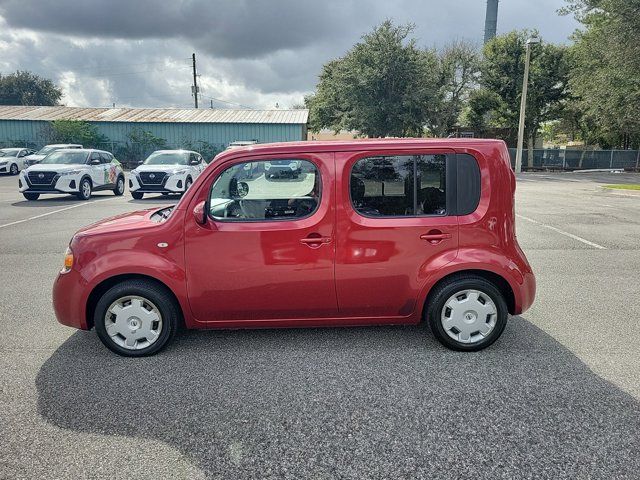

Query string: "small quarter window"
[[351, 155, 447, 217], [209, 159, 320, 221]]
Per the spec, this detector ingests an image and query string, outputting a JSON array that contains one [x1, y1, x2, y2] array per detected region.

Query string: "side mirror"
[[138, 160, 144, 165], [193, 200, 207, 225], [90, 159, 101, 165], [190, 159, 200, 165]]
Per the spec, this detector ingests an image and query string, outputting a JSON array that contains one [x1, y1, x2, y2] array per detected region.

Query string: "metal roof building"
[[0, 105, 309, 149]]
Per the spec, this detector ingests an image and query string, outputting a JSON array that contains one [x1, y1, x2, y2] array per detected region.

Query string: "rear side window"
[[100, 153, 113, 163], [209, 159, 321, 221], [351, 155, 447, 217], [456, 154, 481, 215]]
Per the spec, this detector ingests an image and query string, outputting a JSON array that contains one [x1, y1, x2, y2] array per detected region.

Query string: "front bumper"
[[129, 172, 189, 193], [53, 268, 91, 330], [19, 172, 81, 194]]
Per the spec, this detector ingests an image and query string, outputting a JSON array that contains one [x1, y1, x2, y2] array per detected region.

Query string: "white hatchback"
[[19, 149, 125, 201], [129, 150, 205, 199]]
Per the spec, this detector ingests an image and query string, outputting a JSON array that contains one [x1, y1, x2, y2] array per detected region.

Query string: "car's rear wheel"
[[23, 192, 39, 201], [113, 176, 125, 196], [10, 163, 18, 175], [76, 178, 92, 200], [94, 279, 179, 357], [131, 191, 144, 200], [426, 275, 508, 351]]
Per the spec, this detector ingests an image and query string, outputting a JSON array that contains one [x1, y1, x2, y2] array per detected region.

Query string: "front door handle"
[[300, 236, 332, 248], [420, 231, 452, 245]]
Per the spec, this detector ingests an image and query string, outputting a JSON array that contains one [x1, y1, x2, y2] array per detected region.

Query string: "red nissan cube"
[[53, 139, 535, 356]]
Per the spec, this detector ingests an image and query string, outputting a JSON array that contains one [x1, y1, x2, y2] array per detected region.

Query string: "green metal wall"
[[0, 119, 306, 147]]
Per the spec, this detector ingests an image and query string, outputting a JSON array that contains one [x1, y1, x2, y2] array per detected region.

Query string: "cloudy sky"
[[0, 0, 579, 110]]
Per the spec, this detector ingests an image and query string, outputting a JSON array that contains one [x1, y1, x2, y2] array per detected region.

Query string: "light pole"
[[515, 36, 540, 173]]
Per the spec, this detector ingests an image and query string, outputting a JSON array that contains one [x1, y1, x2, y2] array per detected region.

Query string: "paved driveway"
[[0, 172, 639, 479]]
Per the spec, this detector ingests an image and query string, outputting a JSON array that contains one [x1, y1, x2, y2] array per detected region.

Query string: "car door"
[[334, 149, 459, 319], [87, 151, 106, 187], [17, 149, 28, 169], [184, 153, 337, 323]]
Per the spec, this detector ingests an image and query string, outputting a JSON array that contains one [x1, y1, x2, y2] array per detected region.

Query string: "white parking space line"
[[516, 214, 607, 250], [0, 198, 115, 229]]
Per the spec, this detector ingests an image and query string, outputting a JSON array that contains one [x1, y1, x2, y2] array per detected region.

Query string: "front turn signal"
[[61, 247, 74, 274]]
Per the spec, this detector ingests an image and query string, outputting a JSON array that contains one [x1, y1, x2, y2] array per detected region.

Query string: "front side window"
[[351, 154, 446, 217], [209, 159, 320, 221]]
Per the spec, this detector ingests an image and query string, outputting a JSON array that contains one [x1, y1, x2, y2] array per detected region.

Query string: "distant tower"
[[484, 0, 499, 44]]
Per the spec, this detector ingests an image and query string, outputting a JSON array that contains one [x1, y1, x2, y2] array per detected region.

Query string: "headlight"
[[0, 161, 7, 166], [131, 169, 138, 175], [169, 168, 189, 175], [60, 170, 81, 176], [61, 246, 74, 274]]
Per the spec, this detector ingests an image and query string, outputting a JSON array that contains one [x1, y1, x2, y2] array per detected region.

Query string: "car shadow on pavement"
[[10, 195, 116, 208], [36, 317, 640, 479]]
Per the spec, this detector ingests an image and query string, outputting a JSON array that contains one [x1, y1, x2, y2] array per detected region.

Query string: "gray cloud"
[[0, 0, 579, 109]]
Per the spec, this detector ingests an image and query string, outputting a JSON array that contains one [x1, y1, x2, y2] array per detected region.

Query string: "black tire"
[[23, 192, 39, 201], [76, 177, 92, 200], [113, 176, 125, 196], [10, 163, 19, 175], [94, 279, 180, 357], [131, 191, 144, 200], [425, 274, 508, 351]]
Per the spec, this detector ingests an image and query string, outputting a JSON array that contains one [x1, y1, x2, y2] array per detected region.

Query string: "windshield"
[[144, 152, 189, 166], [40, 151, 88, 165], [0, 149, 20, 157], [36, 146, 61, 156]]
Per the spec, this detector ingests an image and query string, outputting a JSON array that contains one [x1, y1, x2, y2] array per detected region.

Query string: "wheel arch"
[[86, 273, 184, 330], [422, 269, 516, 320]]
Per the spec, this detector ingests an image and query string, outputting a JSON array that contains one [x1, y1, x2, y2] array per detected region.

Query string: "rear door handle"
[[420, 232, 452, 244]]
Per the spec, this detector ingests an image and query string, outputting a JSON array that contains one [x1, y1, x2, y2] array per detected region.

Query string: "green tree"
[[562, 0, 640, 148], [468, 31, 569, 164], [44, 120, 108, 147], [0, 71, 63, 106], [426, 40, 481, 137], [306, 21, 440, 137]]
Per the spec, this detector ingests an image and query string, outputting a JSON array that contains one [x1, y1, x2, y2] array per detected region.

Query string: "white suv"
[[129, 150, 205, 199], [19, 149, 125, 201], [24, 144, 83, 167]]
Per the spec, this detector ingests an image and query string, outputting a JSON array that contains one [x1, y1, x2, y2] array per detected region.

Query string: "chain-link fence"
[[508, 148, 640, 171]]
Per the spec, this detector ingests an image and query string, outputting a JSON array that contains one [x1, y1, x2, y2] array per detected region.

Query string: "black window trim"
[[207, 157, 323, 224], [349, 153, 455, 219]]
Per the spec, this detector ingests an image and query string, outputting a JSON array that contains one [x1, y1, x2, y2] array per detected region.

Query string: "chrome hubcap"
[[441, 289, 498, 344], [104, 296, 163, 350], [83, 182, 91, 196]]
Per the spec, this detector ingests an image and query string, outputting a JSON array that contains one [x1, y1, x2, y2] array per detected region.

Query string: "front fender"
[[78, 250, 190, 328]]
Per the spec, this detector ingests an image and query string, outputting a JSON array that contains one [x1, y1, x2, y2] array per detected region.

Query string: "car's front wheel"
[[76, 178, 92, 200], [113, 176, 125, 196], [131, 191, 144, 200], [23, 192, 39, 201], [94, 279, 179, 357], [10, 163, 19, 175], [426, 274, 508, 351], [183, 177, 192, 194]]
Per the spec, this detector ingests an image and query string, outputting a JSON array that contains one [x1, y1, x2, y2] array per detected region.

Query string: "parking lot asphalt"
[[0, 171, 639, 479]]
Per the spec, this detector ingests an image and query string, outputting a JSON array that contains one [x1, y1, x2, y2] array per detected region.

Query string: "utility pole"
[[191, 52, 199, 109], [515, 37, 540, 173]]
